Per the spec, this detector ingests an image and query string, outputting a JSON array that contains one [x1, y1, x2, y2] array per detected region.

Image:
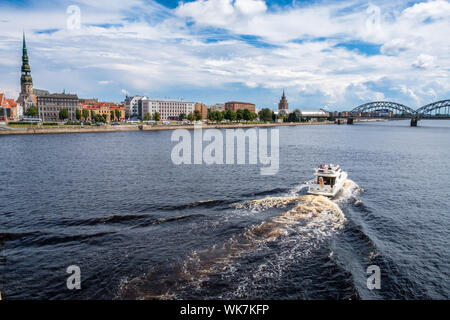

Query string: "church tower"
[[278, 90, 288, 110], [17, 33, 36, 112]]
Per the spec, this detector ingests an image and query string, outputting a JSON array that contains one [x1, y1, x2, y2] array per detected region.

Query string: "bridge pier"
[[347, 117, 354, 125], [410, 117, 418, 127]]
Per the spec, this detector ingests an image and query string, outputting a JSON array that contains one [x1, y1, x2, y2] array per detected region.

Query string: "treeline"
[[206, 108, 272, 123]]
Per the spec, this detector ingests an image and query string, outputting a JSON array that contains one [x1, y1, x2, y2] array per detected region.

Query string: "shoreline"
[[0, 119, 386, 136]]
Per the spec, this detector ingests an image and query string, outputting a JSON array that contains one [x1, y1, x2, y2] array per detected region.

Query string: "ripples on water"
[[0, 120, 449, 299]]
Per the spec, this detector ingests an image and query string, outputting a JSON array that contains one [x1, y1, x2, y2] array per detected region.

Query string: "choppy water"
[[0, 120, 449, 299]]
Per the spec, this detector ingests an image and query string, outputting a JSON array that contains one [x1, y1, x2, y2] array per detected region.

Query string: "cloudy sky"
[[0, 0, 449, 110]]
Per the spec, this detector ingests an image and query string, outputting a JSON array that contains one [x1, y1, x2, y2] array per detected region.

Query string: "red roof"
[[6, 99, 17, 108]]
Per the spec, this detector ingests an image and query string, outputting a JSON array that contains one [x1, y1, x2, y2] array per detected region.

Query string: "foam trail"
[[119, 180, 362, 299]]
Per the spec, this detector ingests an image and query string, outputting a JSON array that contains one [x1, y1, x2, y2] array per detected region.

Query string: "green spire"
[[21, 32, 32, 85]]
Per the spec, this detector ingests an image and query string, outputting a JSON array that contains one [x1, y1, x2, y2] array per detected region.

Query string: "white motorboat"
[[307, 164, 348, 197]]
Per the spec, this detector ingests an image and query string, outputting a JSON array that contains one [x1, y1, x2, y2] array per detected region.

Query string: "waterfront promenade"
[[0, 119, 385, 135]]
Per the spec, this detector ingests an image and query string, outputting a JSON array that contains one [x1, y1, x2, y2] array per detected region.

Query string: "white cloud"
[[0, 0, 448, 109], [412, 54, 435, 69]]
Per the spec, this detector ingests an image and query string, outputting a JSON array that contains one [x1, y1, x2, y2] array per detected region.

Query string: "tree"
[[229, 110, 237, 122], [272, 111, 279, 122], [215, 110, 224, 123], [179, 113, 186, 121], [286, 109, 301, 122], [236, 109, 244, 122], [94, 114, 106, 123], [59, 108, 69, 121], [82, 109, 90, 121], [90, 110, 95, 122], [75, 109, 81, 121], [143, 112, 152, 121], [115, 109, 121, 121], [208, 110, 216, 122], [153, 111, 161, 122], [242, 109, 252, 122], [187, 112, 195, 122], [258, 108, 273, 122], [110, 110, 115, 121], [193, 109, 202, 121], [25, 105, 38, 117]]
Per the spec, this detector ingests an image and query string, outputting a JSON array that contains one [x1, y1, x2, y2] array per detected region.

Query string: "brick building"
[[225, 101, 256, 113]]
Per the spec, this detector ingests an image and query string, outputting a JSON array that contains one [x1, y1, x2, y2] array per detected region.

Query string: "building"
[[194, 103, 208, 119], [209, 104, 225, 111], [278, 90, 289, 110], [37, 93, 79, 122], [299, 109, 329, 119], [225, 101, 256, 113], [79, 98, 99, 106], [124, 95, 147, 119], [16, 33, 37, 113], [33, 89, 49, 96], [141, 99, 195, 121], [79, 102, 125, 122], [16, 33, 35, 109], [0, 93, 21, 120]]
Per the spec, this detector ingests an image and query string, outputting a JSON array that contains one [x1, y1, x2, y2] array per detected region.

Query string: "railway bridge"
[[347, 100, 450, 126]]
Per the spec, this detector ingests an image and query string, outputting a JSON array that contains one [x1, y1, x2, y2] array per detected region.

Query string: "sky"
[[0, 0, 449, 110]]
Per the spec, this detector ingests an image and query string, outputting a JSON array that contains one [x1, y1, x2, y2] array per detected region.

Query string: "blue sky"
[[0, 0, 449, 110]]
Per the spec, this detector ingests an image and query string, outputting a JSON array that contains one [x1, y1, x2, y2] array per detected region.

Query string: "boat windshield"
[[317, 176, 336, 186]]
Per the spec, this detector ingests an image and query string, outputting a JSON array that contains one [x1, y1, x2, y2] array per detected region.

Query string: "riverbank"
[[0, 118, 385, 135]]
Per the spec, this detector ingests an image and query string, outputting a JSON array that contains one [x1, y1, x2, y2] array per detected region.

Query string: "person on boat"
[[318, 177, 324, 186]]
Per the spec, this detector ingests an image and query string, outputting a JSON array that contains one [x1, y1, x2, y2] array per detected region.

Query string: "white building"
[[124, 95, 147, 119], [141, 99, 195, 121]]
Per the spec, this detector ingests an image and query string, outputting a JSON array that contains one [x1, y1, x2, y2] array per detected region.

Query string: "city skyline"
[[0, 0, 449, 110]]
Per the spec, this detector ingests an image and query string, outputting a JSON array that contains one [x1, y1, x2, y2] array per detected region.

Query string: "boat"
[[307, 164, 348, 197]]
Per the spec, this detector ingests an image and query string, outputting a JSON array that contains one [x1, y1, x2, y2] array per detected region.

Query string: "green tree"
[[287, 109, 301, 122], [143, 112, 152, 121], [179, 113, 186, 121], [82, 109, 90, 121], [75, 109, 81, 121], [215, 110, 224, 123], [242, 109, 252, 122], [193, 109, 202, 121], [272, 111, 279, 122], [90, 110, 95, 122], [115, 109, 121, 121], [236, 109, 244, 122], [25, 105, 38, 117], [258, 108, 273, 122], [110, 110, 115, 121], [153, 111, 161, 122], [187, 112, 195, 122], [59, 108, 69, 121], [208, 110, 216, 122]]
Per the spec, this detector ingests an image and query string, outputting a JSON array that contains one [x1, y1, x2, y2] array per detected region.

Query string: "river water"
[[0, 120, 449, 299]]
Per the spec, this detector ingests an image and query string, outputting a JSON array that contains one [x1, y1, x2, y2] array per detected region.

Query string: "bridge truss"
[[415, 100, 450, 118], [351, 101, 417, 116]]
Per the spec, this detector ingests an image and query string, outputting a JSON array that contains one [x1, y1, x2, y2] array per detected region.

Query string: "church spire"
[[21, 32, 32, 87]]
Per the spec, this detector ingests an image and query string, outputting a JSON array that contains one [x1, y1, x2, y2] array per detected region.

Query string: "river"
[[0, 120, 449, 299]]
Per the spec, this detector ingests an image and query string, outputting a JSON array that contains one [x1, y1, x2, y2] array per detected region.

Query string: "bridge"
[[347, 99, 450, 126]]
